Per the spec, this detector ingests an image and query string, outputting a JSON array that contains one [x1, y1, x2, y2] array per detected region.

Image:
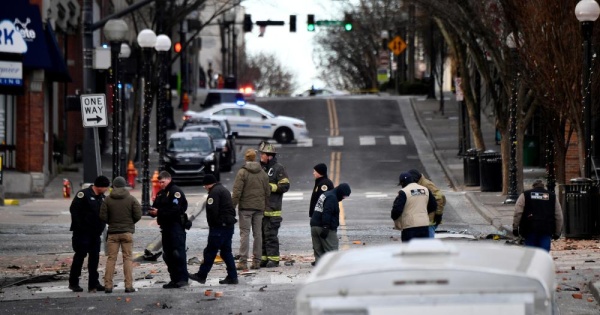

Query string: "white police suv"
[[183, 102, 308, 144]]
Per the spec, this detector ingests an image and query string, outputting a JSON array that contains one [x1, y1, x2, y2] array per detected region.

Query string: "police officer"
[[189, 175, 238, 284], [148, 171, 189, 288], [68, 175, 110, 293], [513, 179, 563, 252], [391, 172, 437, 242], [310, 183, 351, 264], [258, 141, 290, 267], [309, 163, 334, 218]]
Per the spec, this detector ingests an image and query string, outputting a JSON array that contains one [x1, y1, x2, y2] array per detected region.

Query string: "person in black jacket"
[[149, 171, 189, 289], [513, 179, 563, 252], [189, 175, 239, 285], [309, 163, 334, 218], [310, 183, 351, 264], [68, 175, 110, 293]]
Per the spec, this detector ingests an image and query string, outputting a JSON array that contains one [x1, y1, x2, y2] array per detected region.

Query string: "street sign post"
[[80, 94, 108, 128], [80, 94, 106, 177], [388, 35, 407, 56]]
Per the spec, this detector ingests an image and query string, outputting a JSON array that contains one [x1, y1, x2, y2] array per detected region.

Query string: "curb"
[[590, 280, 600, 304]]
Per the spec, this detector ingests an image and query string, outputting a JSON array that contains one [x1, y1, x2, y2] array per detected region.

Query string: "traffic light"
[[174, 42, 182, 53], [307, 14, 315, 32], [290, 15, 296, 32], [243, 14, 253, 32], [343, 13, 353, 32]]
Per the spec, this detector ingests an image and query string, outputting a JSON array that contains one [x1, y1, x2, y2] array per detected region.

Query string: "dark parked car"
[[164, 131, 220, 183], [201, 89, 245, 108], [182, 123, 236, 172]]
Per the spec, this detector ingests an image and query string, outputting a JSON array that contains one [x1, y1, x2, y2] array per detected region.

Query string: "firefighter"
[[258, 141, 290, 267]]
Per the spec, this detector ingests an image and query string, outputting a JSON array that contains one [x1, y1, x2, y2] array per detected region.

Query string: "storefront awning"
[[0, 0, 71, 82]]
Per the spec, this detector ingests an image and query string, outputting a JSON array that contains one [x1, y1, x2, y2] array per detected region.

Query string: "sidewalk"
[[411, 95, 600, 307]]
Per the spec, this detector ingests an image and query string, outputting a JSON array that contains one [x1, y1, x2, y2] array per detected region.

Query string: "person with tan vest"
[[391, 172, 437, 242], [232, 148, 270, 270]]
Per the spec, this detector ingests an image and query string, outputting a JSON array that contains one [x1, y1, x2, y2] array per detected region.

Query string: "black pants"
[[162, 224, 188, 283], [69, 233, 101, 289], [401, 226, 430, 242], [261, 216, 282, 262], [197, 226, 237, 279]]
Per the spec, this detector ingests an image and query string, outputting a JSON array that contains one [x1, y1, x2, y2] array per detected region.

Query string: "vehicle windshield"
[[183, 126, 225, 139], [168, 136, 212, 153]]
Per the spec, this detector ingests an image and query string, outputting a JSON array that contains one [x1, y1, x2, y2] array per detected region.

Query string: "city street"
[[0, 96, 598, 314]]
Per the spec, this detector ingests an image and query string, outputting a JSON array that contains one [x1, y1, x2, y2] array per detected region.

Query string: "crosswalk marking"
[[359, 136, 376, 146], [328, 136, 344, 146], [389, 135, 406, 145]]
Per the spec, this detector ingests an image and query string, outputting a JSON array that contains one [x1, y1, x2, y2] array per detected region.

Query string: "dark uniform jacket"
[[309, 176, 334, 218], [152, 182, 188, 229], [261, 157, 290, 212], [310, 183, 351, 230], [513, 187, 563, 235], [69, 186, 106, 236], [205, 183, 237, 228], [100, 187, 142, 234], [231, 161, 270, 211]]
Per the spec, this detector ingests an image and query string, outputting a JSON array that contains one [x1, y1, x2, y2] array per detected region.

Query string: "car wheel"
[[274, 127, 294, 144]]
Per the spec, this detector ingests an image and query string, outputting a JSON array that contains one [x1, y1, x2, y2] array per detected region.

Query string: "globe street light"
[[504, 33, 519, 204], [575, 0, 600, 179], [118, 43, 131, 178], [155, 35, 171, 172], [137, 29, 157, 215], [103, 19, 129, 181]]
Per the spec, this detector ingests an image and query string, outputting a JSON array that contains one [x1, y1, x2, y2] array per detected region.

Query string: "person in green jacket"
[[232, 149, 270, 270], [408, 169, 446, 237], [99, 177, 142, 293]]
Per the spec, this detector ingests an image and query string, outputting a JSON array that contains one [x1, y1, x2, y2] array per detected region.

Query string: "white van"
[[296, 239, 557, 315]]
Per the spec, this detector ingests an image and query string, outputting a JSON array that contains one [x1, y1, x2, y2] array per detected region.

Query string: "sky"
[[242, 0, 348, 93]]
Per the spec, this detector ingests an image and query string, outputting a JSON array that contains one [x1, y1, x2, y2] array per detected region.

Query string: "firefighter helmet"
[[258, 141, 276, 154]]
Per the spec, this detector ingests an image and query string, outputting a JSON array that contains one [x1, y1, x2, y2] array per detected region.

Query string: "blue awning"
[[44, 22, 71, 82], [0, 0, 71, 82]]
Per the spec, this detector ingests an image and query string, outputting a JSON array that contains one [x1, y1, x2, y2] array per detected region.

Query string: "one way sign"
[[80, 94, 108, 128]]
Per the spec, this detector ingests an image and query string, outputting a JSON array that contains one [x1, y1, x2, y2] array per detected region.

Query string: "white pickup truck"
[[296, 239, 557, 315]]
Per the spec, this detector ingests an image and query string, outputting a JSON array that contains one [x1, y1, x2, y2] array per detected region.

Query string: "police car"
[[183, 102, 309, 144]]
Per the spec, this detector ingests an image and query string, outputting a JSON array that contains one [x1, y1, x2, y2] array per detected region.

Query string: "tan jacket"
[[393, 183, 431, 230], [416, 176, 446, 224]]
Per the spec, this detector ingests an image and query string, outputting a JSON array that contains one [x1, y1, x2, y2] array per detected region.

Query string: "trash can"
[[479, 151, 502, 192], [523, 136, 539, 166], [463, 149, 480, 186], [563, 178, 599, 238]]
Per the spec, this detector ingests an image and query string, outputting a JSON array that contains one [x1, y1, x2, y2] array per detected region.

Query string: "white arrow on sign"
[[80, 94, 108, 128]]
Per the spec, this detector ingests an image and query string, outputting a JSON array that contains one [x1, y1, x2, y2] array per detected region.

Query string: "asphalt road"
[[0, 96, 572, 314]]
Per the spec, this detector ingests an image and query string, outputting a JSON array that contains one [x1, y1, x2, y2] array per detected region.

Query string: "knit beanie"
[[245, 148, 257, 162], [113, 176, 127, 188], [314, 163, 327, 176]]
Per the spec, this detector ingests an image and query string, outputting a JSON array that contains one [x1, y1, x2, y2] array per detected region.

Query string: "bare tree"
[[238, 52, 297, 96]]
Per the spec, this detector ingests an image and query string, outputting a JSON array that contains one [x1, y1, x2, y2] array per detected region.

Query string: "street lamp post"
[[575, 0, 600, 179], [103, 19, 129, 181], [137, 29, 157, 215], [155, 35, 172, 172], [118, 43, 131, 178], [505, 33, 519, 204]]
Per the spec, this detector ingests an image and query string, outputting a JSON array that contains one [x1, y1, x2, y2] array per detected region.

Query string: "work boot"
[[259, 260, 268, 268], [124, 287, 135, 293], [162, 282, 179, 289], [68, 284, 83, 292], [189, 273, 207, 284], [236, 262, 248, 270], [218, 276, 239, 285], [265, 261, 279, 268], [88, 284, 105, 293], [250, 262, 261, 270]]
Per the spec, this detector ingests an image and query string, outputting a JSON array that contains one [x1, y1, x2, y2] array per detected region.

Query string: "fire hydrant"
[[151, 170, 160, 201], [127, 160, 138, 189], [182, 92, 190, 112], [63, 178, 72, 198]]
